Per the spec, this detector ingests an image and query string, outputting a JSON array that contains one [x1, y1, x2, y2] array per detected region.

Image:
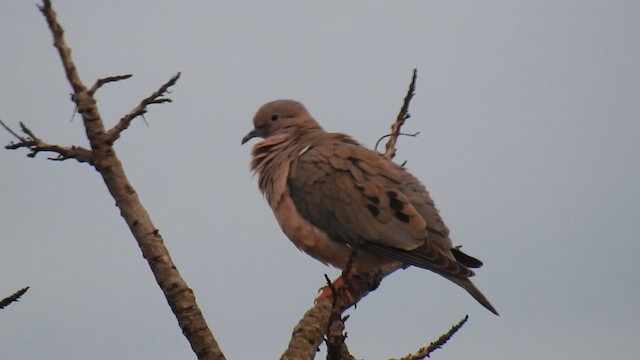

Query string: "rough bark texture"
[[281, 265, 402, 360]]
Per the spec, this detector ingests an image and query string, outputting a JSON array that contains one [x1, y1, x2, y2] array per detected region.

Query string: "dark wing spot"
[[367, 204, 380, 217], [367, 196, 380, 205], [394, 211, 410, 223], [387, 191, 404, 211]]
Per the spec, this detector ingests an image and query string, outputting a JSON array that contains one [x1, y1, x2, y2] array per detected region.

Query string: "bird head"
[[241, 99, 322, 144]]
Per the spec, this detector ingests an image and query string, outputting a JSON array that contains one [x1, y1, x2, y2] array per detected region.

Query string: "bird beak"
[[241, 128, 259, 145]]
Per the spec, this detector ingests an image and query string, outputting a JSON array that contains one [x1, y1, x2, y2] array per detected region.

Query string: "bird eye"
[[271, 114, 280, 121]]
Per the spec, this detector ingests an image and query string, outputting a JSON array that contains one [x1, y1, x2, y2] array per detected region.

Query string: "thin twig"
[[0, 119, 26, 141], [69, 104, 78, 122], [374, 131, 421, 153], [88, 74, 133, 96], [392, 315, 469, 360], [384, 69, 418, 160], [105, 72, 181, 144], [0, 287, 30, 309], [19, 122, 39, 141], [2, 121, 93, 163]]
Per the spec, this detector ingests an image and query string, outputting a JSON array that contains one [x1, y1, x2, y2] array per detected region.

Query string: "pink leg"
[[315, 275, 357, 305]]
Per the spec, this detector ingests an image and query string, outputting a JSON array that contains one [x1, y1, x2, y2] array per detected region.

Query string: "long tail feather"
[[442, 275, 499, 315]]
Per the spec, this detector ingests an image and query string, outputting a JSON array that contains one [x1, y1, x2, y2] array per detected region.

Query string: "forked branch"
[[2, 2, 225, 360], [1, 120, 92, 163], [105, 72, 181, 144]]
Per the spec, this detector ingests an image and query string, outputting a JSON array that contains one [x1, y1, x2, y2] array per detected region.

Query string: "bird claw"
[[315, 276, 357, 306]]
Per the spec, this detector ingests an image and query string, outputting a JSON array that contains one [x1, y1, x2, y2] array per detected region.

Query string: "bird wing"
[[287, 136, 470, 276]]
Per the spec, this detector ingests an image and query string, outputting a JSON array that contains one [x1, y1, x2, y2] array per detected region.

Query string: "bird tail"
[[442, 274, 499, 316]]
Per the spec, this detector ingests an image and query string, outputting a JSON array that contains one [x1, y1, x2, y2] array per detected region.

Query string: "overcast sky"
[[1, 1, 639, 359]]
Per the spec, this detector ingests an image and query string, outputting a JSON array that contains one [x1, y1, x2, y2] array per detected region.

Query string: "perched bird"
[[242, 99, 498, 315]]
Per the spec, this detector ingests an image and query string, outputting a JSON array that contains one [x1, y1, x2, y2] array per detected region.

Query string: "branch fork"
[[2, 72, 179, 163]]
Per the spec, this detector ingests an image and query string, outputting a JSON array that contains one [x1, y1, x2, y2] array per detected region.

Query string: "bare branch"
[[105, 72, 181, 144], [38, 0, 86, 94], [281, 263, 403, 360], [19, 122, 39, 141], [88, 74, 133, 96], [374, 131, 421, 153], [2, 121, 93, 163], [0, 119, 26, 141], [0, 287, 30, 309], [384, 69, 418, 160], [325, 247, 360, 360], [24, 2, 224, 359], [392, 315, 469, 360], [325, 314, 354, 360]]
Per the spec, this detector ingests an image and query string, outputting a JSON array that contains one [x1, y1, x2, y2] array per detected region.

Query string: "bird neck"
[[250, 132, 308, 205]]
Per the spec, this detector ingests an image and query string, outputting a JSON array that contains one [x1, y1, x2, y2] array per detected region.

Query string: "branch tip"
[[384, 68, 418, 160], [105, 72, 181, 143], [88, 74, 134, 95], [0, 286, 30, 309], [393, 315, 469, 360], [19, 122, 39, 141], [0, 119, 25, 141], [2, 120, 93, 163]]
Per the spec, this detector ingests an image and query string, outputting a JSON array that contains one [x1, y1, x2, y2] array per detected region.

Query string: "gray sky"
[[1, 1, 639, 359]]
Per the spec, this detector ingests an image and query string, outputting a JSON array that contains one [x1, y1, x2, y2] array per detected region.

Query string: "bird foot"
[[315, 275, 357, 306]]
